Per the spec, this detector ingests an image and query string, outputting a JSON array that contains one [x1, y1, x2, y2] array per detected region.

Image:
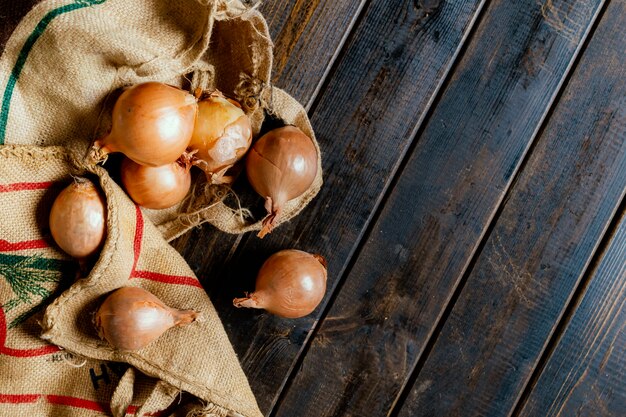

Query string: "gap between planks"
[[385, 0, 613, 415], [510, 195, 626, 417], [304, 0, 371, 112], [266, 0, 493, 415]]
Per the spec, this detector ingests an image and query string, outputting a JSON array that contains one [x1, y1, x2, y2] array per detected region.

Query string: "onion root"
[[232, 292, 261, 310]]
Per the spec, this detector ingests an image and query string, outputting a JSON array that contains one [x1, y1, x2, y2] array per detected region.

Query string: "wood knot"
[[414, 0, 443, 20]]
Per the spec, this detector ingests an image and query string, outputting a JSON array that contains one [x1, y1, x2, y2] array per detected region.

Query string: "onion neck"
[[178, 150, 196, 171], [171, 309, 200, 326], [88, 134, 114, 165], [192, 160, 234, 185], [258, 198, 281, 238]]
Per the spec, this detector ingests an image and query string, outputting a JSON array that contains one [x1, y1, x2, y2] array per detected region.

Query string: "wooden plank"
[[259, 0, 366, 108], [269, 0, 610, 416], [184, 0, 486, 413], [517, 210, 626, 417], [395, 1, 626, 415]]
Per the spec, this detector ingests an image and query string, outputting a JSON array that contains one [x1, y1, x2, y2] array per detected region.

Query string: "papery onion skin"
[[94, 287, 199, 351], [187, 93, 252, 184], [94, 82, 198, 166], [49, 178, 106, 259], [245, 126, 318, 238], [121, 157, 191, 209], [233, 249, 327, 318]]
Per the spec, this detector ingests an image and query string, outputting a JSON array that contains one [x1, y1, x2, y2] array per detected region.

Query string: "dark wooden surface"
[[395, 0, 625, 413], [517, 212, 626, 417], [179, 0, 486, 412], [272, 0, 609, 415], [1, 1, 625, 416]]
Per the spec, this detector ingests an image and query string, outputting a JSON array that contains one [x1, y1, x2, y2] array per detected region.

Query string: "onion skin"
[[233, 249, 327, 318], [94, 82, 198, 166], [49, 178, 106, 260], [187, 93, 252, 184], [245, 126, 318, 238], [95, 287, 199, 351], [120, 157, 191, 209]]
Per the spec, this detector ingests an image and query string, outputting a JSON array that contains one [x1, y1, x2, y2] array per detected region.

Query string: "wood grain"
[[515, 2, 626, 415], [259, 0, 366, 109], [268, 0, 609, 416], [184, 0, 486, 413], [395, 0, 626, 415], [517, 210, 626, 417]]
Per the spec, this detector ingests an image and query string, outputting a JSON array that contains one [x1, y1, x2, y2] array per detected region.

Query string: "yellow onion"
[[233, 249, 327, 318], [93, 82, 197, 166], [187, 92, 252, 184], [120, 157, 191, 209], [95, 287, 199, 351], [49, 178, 106, 260], [245, 126, 318, 238]]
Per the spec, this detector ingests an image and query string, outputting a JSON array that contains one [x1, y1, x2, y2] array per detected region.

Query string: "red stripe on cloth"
[[0, 307, 60, 357], [131, 205, 143, 274], [128, 205, 201, 288], [126, 405, 139, 414], [0, 182, 54, 192], [0, 239, 49, 251], [0, 394, 164, 415], [45, 395, 108, 413], [0, 394, 40, 403], [131, 270, 203, 288]]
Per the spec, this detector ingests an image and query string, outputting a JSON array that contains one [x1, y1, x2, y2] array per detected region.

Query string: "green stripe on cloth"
[[0, 253, 73, 271], [0, 253, 75, 327], [0, 0, 107, 144], [9, 290, 58, 328]]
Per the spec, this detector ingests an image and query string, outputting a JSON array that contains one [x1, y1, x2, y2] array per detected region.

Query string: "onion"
[[94, 287, 199, 351], [120, 157, 191, 209], [245, 126, 318, 238], [93, 82, 198, 166], [49, 178, 106, 260], [233, 249, 327, 318], [187, 92, 252, 184]]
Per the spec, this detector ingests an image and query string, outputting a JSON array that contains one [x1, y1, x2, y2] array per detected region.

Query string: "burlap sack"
[[0, 145, 262, 417], [0, 0, 323, 241]]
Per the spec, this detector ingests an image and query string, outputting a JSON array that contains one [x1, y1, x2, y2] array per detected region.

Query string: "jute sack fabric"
[[0, 0, 323, 241], [0, 145, 263, 417], [0, 145, 155, 417]]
